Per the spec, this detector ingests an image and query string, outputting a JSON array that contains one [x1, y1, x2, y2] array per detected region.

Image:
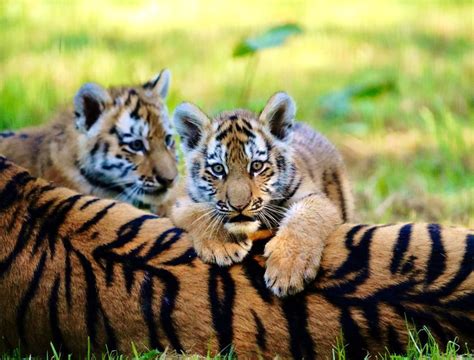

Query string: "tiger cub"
[[0, 69, 177, 213], [171, 92, 354, 296]]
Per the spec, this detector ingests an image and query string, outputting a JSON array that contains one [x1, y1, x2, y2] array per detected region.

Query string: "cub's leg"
[[264, 193, 342, 296], [171, 198, 252, 266]]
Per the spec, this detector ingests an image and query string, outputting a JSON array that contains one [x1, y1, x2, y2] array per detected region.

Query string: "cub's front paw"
[[196, 236, 252, 266], [263, 230, 322, 297]]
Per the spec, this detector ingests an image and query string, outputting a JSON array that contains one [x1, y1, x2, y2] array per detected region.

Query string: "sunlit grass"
[[0, 0, 473, 227], [1, 327, 471, 359]]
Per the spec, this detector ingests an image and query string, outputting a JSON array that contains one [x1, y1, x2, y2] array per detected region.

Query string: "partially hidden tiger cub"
[[171, 92, 354, 296], [0, 69, 177, 214]]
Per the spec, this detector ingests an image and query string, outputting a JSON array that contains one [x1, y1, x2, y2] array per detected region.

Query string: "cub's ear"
[[143, 68, 171, 99], [74, 83, 112, 133], [259, 92, 296, 141], [173, 102, 211, 152]]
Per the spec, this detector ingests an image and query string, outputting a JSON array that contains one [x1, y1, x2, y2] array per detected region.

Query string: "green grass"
[[1, 327, 472, 359], [0, 0, 473, 226]]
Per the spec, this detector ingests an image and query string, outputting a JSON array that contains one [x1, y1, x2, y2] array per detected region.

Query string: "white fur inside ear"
[[173, 102, 211, 152], [259, 92, 296, 141], [144, 68, 171, 99]]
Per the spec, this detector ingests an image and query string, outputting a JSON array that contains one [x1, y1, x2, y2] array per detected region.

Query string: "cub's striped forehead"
[[112, 88, 171, 139], [206, 110, 270, 163]]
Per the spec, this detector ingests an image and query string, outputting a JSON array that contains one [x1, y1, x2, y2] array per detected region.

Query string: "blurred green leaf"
[[233, 23, 303, 57], [318, 77, 397, 119]]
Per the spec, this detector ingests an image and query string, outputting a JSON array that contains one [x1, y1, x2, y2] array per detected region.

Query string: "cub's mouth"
[[140, 185, 168, 196], [224, 214, 260, 235], [226, 214, 256, 223]]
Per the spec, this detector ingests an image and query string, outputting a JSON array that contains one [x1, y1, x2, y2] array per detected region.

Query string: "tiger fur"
[[0, 69, 177, 214], [171, 92, 354, 296], [1, 157, 472, 358]]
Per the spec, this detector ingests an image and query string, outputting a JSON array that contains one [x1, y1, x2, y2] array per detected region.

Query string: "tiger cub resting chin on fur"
[[0, 69, 178, 214], [170, 92, 354, 296]]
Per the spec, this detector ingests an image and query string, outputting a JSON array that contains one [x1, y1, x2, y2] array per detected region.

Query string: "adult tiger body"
[[0, 157, 472, 358], [0, 69, 177, 214]]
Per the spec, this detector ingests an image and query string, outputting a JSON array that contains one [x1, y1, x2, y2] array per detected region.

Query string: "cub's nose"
[[155, 174, 175, 188]]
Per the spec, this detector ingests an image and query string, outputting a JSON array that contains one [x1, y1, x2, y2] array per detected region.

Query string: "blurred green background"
[[0, 0, 473, 226]]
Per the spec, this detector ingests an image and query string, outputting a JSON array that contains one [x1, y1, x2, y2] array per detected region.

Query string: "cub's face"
[[74, 69, 177, 208], [174, 92, 297, 235]]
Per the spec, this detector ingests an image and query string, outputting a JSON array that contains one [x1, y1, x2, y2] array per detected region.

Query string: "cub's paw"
[[263, 231, 322, 297], [197, 237, 252, 266]]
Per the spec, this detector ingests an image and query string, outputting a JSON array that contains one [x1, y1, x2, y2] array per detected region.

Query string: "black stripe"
[[32, 194, 82, 256], [156, 269, 183, 352], [162, 248, 197, 266], [79, 197, 101, 210], [0, 157, 11, 170], [17, 252, 47, 346], [0, 194, 57, 277], [123, 263, 135, 293], [100, 305, 118, 351], [102, 142, 110, 157], [74, 250, 100, 346], [242, 257, 273, 304], [144, 228, 184, 260], [428, 233, 474, 297], [90, 142, 100, 157], [49, 275, 69, 353], [79, 167, 124, 194], [426, 224, 446, 284], [286, 174, 302, 200], [332, 225, 374, 281], [208, 265, 235, 354], [65, 250, 72, 308], [386, 325, 404, 354], [281, 294, 316, 360], [390, 224, 412, 274], [233, 122, 255, 138], [331, 171, 348, 222], [215, 128, 231, 141], [340, 308, 368, 359], [0, 171, 34, 212], [130, 98, 141, 119], [434, 310, 474, 345], [93, 214, 158, 260], [251, 310, 267, 351], [120, 244, 145, 292], [140, 272, 164, 351], [76, 202, 116, 233], [102, 162, 124, 170]]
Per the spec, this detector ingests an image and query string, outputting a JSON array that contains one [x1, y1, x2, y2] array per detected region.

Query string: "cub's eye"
[[211, 163, 225, 176], [165, 134, 175, 148], [250, 160, 264, 173], [129, 139, 145, 152]]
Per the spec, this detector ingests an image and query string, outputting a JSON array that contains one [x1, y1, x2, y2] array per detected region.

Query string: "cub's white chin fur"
[[224, 221, 260, 235]]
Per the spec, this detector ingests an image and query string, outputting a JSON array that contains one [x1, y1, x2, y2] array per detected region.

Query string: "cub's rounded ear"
[[74, 83, 112, 133], [173, 102, 211, 152], [259, 92, 296, 141], [143, 68, 171, 100]]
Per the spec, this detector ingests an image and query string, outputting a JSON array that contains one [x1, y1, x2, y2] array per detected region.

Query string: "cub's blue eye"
[[250, 160, 264, 173], [129, 139, 145, 152], [211, 163, 225, 176], [165, 134, 175, 148]]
